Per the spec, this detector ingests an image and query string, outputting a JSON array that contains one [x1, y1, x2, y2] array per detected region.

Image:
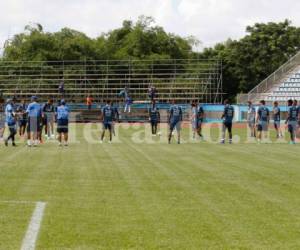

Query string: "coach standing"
[[26, 96, 42, 147]]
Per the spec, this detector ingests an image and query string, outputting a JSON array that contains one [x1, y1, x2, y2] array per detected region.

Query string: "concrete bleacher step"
[[261, 68, 300, 103]]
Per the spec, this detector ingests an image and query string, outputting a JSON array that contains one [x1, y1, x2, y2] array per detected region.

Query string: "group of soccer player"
[[189, 98, 300, 145], [1, 96, 70, 147], [1, 94, 300, 146], [151, 99, 204, 144], [247, 99, 300, 144]]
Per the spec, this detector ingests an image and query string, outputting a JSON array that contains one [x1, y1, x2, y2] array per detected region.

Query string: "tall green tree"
[[2, 17, 194, 62], [200, 20, 300, 100]]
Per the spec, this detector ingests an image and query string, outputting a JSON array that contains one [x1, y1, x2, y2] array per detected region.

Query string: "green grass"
[[1, 124, 300, 249]]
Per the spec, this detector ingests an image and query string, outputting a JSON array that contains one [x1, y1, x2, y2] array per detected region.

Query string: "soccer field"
[[1, 124, 300, 250]]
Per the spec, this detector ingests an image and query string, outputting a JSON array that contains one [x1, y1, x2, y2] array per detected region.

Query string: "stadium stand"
[[0, 59, 223, 122], [0, 59, 223, 104], [237, 51, 300, 105], [266, 71, 300, 102]]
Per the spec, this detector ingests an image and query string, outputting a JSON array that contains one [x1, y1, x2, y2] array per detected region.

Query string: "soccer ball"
[[157, 131, 162, 136]]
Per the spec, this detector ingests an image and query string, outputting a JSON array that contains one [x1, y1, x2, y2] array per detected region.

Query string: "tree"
[[200, 20, 300, 100], [2, 17, 194, 62]]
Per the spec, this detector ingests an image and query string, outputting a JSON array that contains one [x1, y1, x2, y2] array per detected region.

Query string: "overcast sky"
[[1, 0, 300, 53]]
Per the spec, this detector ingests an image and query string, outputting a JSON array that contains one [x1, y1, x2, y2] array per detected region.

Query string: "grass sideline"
[[1, 123, 300, 249]]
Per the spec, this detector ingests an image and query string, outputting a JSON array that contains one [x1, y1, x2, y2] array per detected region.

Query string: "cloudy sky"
[[1, 0, 300, 53]]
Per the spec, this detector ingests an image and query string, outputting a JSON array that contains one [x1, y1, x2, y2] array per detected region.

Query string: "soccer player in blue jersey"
[[120, 87, 132, 113], [26, 96, 42, 147], [256, 100, 270, 142], [285, 99, 298, 144], [124, 96, 132, 113], [191, 102, 197, 139], [149, 100, 160, 136], [196, 101, 204, 140], [221, 99, 234, 144], [100, 100, 114, 143], [295, 100, 300, 139], [0, 98, 5, 141], [111, 102, 119, 136], [168, 100, 183, 144], [4, 99, 17, 146], [148, 85, 157, 101], [56, 99, 69, 146], [273, 101, 283, 138], [17, 100, 28, 138], [247, 101, 256, 137], [191, 101, 204, 140]]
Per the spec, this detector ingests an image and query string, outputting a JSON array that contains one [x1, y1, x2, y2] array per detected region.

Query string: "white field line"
[[20, 202, 46, 250], [0, 200, 47, 250]]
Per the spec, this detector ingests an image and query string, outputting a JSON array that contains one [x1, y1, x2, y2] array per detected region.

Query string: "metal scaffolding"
[[0, 59, 223, 103]]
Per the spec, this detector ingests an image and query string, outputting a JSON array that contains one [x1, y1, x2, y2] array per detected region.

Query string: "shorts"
[[151, 120, 158, 126], [257, 122, 268, 132], [46, 113, 54, 123], [42, 116, 48, 126], [223, 122, 232, 133], [192, 119, 202, 130], [19, 119, 27, 127], [274, 121, 280, 129], [288, 121, 297, 134], [7, 122, 16, 130], [247, 119, 255, 128], [170, 121, 181, 132], [103, 122, 112, 130], [27, 117, 42, 133], [57, 119, 69, 133]]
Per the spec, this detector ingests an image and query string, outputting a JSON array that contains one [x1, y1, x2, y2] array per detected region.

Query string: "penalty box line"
[[0, 200, 47, 250]]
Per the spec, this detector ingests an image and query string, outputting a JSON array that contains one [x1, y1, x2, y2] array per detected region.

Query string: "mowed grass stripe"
[[39, 141, 158, 249], [123, 142, 231, 248], [102, 144, 165, 249], [136, 142, 300, 248], [1, 125, 300, 249]]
